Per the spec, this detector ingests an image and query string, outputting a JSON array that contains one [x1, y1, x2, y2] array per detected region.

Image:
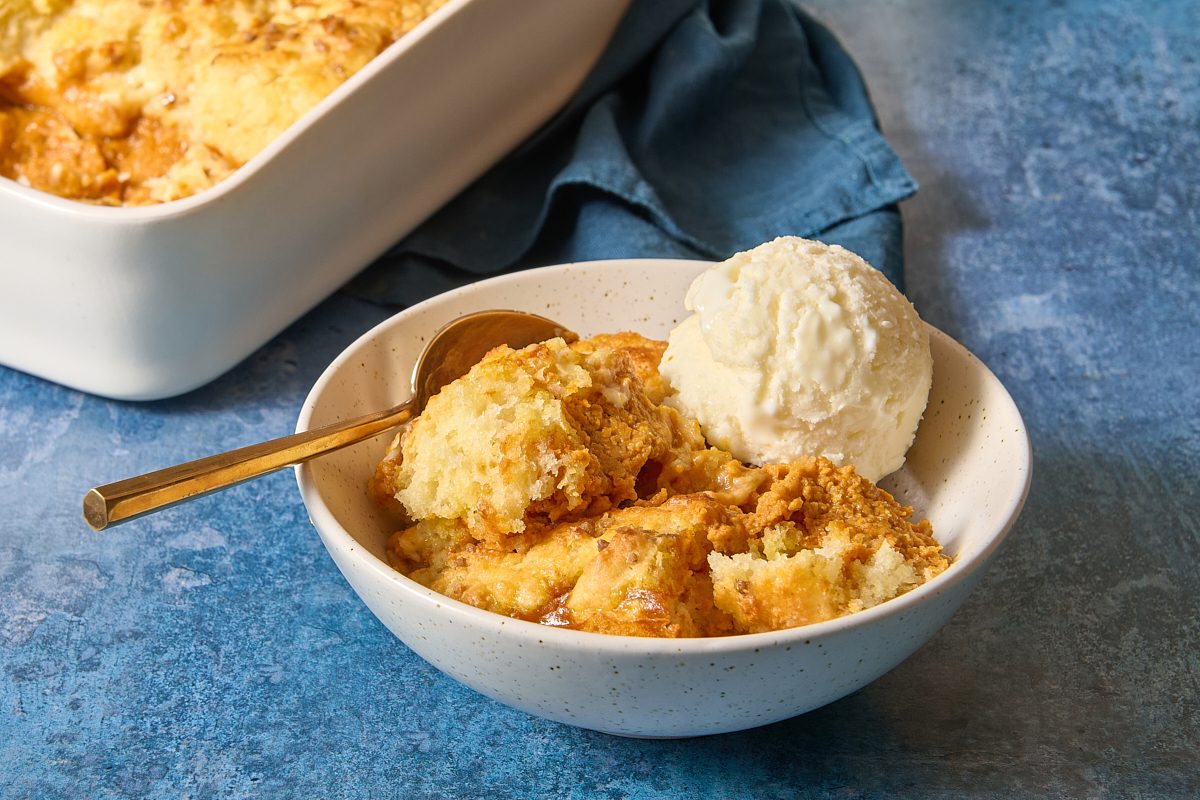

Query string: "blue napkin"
[[345, 0, 917, 307]]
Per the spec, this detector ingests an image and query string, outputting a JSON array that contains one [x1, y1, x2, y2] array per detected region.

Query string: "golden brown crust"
[[563, 496, 740, 638], [705, 458, 947, 633], [374, 333, 949, 637], [367, 430, 410, 523], [385, 455, 946, 637], [0, 0, 447, 204], [373, 337, 704, 550], [571, 332, 670, 404]]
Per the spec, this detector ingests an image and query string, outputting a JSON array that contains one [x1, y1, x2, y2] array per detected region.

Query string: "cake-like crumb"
[[373, 336, 702, 549], [372, 333, 948, 637], [705, 458, 945, 633]]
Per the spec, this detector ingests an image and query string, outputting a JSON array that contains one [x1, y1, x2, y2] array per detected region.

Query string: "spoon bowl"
[[83, 309, 575, 530]]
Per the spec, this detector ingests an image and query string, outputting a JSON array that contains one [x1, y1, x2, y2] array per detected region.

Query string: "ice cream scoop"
[[660, 236, 932, 482]]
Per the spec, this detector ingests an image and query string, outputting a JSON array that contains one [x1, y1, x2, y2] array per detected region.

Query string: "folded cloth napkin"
[[344, 0, 917, 307]]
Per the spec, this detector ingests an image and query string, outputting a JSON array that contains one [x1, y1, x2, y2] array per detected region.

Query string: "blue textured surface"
[[2, 0, 1198, 797]]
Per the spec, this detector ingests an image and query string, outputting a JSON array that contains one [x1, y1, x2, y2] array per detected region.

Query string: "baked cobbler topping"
[[0, 0, 447, 204], [370, 333, 948, 638]]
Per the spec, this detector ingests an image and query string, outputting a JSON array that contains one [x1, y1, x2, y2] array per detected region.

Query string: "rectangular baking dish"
[[0, 0, 630, 400]]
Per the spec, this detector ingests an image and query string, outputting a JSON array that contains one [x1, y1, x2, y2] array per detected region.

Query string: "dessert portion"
[[661, 236, 932, 483], [370, 336, 704, 551], [0, 0, 446, 205], [370, 239, 947, 639], [383, 444, 946, 638]]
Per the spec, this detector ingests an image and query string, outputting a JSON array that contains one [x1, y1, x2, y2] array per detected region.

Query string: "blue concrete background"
[[2, 0, 1197, 797]]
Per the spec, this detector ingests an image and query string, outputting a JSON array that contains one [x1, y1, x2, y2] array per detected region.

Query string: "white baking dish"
[[0, 0, 630, 400]]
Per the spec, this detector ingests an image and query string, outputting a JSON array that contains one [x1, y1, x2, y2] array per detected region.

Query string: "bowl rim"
[[295, 257, 1032, 653], [0, 0, 471, 218]]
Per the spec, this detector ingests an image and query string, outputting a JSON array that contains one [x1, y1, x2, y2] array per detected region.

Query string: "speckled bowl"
[[294, 258, 1032, 738]]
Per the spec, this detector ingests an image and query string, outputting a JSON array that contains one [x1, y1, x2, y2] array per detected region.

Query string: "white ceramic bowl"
[[0, 0, 629, 400], [295, 258, 1032, 738]]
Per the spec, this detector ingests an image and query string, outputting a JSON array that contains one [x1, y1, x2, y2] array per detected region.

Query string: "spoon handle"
[[83, 401, 414, 531]]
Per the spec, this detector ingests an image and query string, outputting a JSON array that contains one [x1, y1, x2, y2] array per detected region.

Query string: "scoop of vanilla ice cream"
[[660, 236, 932, 482]]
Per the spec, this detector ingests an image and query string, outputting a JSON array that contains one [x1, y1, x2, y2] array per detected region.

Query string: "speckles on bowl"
[[294, 259, 1030, 737]]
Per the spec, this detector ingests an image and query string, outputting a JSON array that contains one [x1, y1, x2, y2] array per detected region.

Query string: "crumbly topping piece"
[[374, 334, 948, 637], [376, 337, 703, 548]]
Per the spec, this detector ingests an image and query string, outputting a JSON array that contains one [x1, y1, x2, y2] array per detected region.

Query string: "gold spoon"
[[83, 309, 576, 531]]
